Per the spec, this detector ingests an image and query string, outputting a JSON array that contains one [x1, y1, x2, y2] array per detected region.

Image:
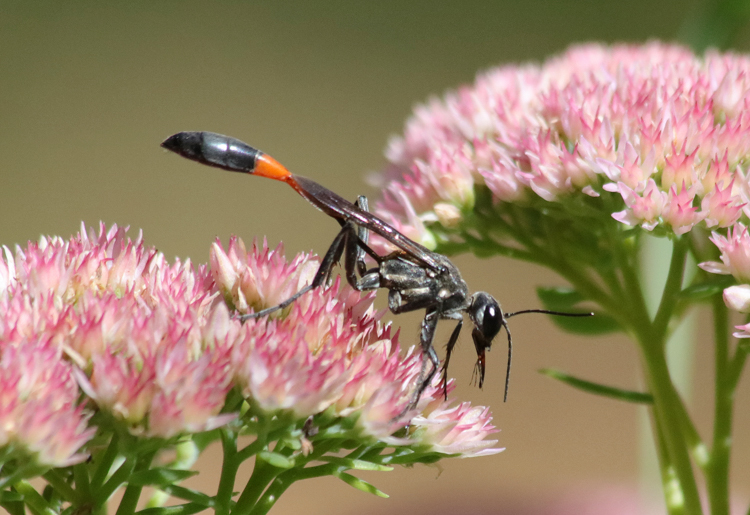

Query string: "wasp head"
[[467, 292, 505, 388]]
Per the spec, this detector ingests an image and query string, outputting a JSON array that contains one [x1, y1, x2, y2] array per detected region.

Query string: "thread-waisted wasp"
[[162, 131, 592, 413]]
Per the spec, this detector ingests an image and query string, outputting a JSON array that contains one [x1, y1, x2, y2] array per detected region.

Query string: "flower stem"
[[728, 343, 747, 392], [13, 481, 56, 515], [114, 450, 156, 515], [651, 414, 681, 515], [652, 237, 689, 342], [215, 428, 241, 515], [248, 470, 297, 515], [708, 294, 731, 515], [562, 232, 703, 514], [91, 433, 120, 493], [41, 469, 80, 505], [638, 333, 703, 515], [232, 459, 283, 515]]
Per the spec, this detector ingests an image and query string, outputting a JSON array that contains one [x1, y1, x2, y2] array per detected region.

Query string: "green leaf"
[[679, 278, 734, 301], [136, 502, 207, 515], [0, 491, 23, 502], [535, 287, 622, 335], [258, 451, 295, 469], [157, 485, 214, 506], [318, 456, 393, 471], [536, 286, 587, 309], [540, 368, 653, 403], [0, 499, 24, 515], [382, 450, 457, 465], [127, 468, 198, 487], [548, 312, 620, 335], [279, 436, 302, 451], [334, 472, 389, 498]]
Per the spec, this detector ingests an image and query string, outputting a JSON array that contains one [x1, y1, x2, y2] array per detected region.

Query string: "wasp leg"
[[240, 223, 349, 320], [440, 319, 464, 400], [387, 290, 436, 314], [395, 309, 441, 419], [336, 195, 387, 292], [354, 195, 370, 276]]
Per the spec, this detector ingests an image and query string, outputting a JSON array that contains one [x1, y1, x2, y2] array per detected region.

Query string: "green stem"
[[73, 461, 91, 502], [457, 232, 538, 262], [1, 497, 24, 515], [247, 470, 298, 515], [567, 233, 701, 514], [675, 396, 708, 470], [97, 454, 135, 506], [41, 469, 80, 505], [114, 450, 156, 515], [215, 428, 241, 515], [638, 333, 703, 515], [12, 481, 56, 515], [231, 459, 282, 515], [708, 294, 731, 515], [652, 413, 683, 515], [728, 343, 747, 392], [652, 238, 689, 342], [91, 433, 120, 492], [617, 240, 653, 329], [236, 438, 268, 463]]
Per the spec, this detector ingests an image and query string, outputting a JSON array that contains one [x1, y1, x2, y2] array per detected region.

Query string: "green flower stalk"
[[372, 43, 750, 515]]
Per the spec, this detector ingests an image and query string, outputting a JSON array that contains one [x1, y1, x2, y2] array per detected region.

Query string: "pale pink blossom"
[[2, 223, 232, 439], [612, 180, 666, 230], [210, 237, 317, 315], [732, 322, 750, 338], [410, 402, 502, 457], [662, 185, 706, 235], [723, 284, 750, 312], [374, 43, 750, 247], [699, 224, 750, 282], [2, 224, 500, 457], [0, 340, 94, 467], [701, 180, 744, 228]]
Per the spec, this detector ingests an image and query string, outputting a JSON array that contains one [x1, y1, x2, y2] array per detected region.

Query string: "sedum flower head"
[[1, 223, 500, 471], [375, 43, 750, 246], [2, 223, 234, 444], [0, 339, 94, 467], [374, 42, 750, 341]]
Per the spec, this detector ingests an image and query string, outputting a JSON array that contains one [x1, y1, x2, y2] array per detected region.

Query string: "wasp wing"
[[292, 175, 444, 272]]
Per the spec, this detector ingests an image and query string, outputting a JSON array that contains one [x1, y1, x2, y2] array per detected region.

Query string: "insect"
[[162, 131, 592, 413]]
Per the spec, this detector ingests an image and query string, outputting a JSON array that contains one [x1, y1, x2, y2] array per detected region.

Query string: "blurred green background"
[[2, 1, 749, 513]]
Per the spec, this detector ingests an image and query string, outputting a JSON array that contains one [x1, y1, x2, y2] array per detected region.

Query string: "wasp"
[[162, 131, 591, 413]]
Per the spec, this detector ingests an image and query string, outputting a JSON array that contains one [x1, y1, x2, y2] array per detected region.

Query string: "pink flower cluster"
[[377, 43, 750, 242], [700, 223, 750, 337], [0, 223, 501, 467], [0, 223, 234, 464], [212, 237, 501, 454], [376, 42, 750, 337]]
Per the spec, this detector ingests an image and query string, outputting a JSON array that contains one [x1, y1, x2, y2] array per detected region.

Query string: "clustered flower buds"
[[374, 43, 750, 337], [0, 223, 500, 471]]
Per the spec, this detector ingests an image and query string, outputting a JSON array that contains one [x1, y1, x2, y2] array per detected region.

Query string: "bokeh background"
[[2, 1, 749, 513]]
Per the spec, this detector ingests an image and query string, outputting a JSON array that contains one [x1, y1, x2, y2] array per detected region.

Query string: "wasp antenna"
[[502, 319, 512, 402], [504, 309, 594, 319]]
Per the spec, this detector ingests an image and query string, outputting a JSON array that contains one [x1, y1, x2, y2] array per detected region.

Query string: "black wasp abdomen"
[[161, 132, 260, 174]]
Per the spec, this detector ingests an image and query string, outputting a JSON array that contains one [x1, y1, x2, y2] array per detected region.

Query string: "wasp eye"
[[470, 292, 504, 343], [481, 303, 502, 340]]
